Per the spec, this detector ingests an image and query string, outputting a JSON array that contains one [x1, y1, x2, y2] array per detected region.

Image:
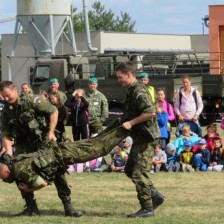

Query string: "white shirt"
[[174, 87, 203, 120]]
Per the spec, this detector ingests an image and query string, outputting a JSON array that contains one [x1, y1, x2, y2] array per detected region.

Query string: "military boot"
[[15, 198, 40, 216], [127, 207, 154, 218], [151, 188, 165, 210], [61, 196, 82, 217]]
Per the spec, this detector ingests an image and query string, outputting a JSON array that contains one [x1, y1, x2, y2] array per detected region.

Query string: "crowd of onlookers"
[[1, 73, 223, 174]]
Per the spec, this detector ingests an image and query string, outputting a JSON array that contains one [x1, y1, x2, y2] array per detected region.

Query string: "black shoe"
[[127, 208, 154, 218], [65, 208, 82, 217], [62, 196, 82, 217], [15, 205, 40, 216], [151, 190, 165, 210]]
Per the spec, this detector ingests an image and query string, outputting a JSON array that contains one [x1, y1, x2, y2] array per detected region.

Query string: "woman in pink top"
[[157, 88, 175, 143]]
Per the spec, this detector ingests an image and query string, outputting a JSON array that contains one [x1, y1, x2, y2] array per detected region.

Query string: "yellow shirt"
[[182, 151, 194, 164]]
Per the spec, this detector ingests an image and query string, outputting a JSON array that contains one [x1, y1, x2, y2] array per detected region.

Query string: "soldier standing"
[[115, 62, 165, 218], [48, 78, 67, 104], [0, 81, 81, 217], [86, 77, 109, 137], [138, 72, 156, 103]]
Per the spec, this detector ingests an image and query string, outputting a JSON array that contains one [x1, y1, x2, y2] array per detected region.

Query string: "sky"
[[0, 0, 223, 36]]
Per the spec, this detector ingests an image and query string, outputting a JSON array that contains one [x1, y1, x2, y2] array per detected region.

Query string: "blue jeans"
[[193, 155, 207, 171]]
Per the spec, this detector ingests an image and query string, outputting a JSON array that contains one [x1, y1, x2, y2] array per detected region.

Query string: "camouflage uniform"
[[0, 93, 72, 214], [86, 89, 109, 135], [122, 81, 160, 209], [3, 126, 129, 186]]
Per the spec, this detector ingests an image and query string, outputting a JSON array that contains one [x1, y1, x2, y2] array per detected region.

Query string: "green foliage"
[[73, 1, 136, 32]]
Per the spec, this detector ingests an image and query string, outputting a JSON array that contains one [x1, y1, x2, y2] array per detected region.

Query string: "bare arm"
[[18, 180, 48, 192], [122, 112, 156, 130], [48, 110, 58, 141]]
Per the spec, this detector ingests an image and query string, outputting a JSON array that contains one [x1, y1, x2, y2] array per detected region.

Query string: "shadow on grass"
[[1, 209, 124, 218]]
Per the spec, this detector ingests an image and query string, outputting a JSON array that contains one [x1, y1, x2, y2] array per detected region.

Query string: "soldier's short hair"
[[0, 81, 16, 91], [115, 61, 136, 75]]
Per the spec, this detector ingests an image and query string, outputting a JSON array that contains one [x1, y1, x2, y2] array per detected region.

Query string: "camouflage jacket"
[[123, 80, 160, 139], [2, 142, 64, 186], [1, 93, 57, 153], [86, 89, 109, 123]]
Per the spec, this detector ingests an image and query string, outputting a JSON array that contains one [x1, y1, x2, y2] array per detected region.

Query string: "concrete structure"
[[14, 0, 76, 55]]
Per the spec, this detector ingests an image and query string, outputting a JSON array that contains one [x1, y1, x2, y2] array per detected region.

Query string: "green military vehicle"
[[30, 51, 224, 126]]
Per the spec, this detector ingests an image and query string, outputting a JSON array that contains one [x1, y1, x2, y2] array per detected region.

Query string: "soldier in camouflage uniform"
[[0, 81, 80, 217], [0, 126, 130, 192], [48, 78, 67, 104], [115, 62, 165, 218], [86, 77, 109, 136]]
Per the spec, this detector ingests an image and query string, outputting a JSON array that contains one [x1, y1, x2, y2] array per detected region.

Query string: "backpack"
[[179, 87, 198, 110]]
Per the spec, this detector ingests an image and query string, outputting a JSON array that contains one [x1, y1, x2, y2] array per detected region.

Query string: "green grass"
[[0, 125, 222, 224], [1, 172, 224, 224]]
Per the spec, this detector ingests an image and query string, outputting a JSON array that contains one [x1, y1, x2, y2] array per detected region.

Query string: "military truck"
[[29, 51, 224, 126]]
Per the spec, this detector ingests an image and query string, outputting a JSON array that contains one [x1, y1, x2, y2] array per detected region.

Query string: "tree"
[[73, 1, 136, 32]]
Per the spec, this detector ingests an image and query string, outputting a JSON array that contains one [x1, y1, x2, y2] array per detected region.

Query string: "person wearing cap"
[[110, 143, 128, 172], [86, 77, 109, 136], [179, 140, 194, 172], [193, 139, 210, 171], [207, 137, 224, 172], [48, 78, 67, 104], [165, 143, 180, 172], [138, 72, 156, 103]]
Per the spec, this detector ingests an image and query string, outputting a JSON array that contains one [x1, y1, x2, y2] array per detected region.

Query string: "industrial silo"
[[15, 0, 76, 55]]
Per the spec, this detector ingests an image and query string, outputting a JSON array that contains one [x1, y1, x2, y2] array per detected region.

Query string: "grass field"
[[0, 125, 224, 224], [1, 172, 224, 224]]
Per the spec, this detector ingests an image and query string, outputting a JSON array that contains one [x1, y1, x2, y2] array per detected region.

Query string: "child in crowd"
[[179, 140, 194, 172], [49, 92, 67, 143], [156, 100, 169, 150], [122, 136, 133, 154], [65, 88, 89, 141], [173, 124, 201, 154], [151, 144, 167, 173], [165, 143, 180, 172], [203, 123, 220, 153], [207, 137, 224, 172], [193, 139, 210, 171], [110, 143, 128, 172], [157, 88, 175, 144]]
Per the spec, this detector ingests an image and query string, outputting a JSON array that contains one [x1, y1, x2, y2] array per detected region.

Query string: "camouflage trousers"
[[59, 126, 130, 165], [89, 119, 104, 136], [124, 136, 159, 209]]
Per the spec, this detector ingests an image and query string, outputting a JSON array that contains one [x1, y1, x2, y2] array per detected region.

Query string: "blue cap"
[[88, 77, 98, 83], [49, 78, 58, 84], [166, 143, 176, 151], [198, 139, 207, 144], [138, 72, 149, 79], [184, 140, 192, 147]]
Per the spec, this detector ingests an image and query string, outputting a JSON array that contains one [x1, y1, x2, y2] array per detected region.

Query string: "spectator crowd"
[[1, 74, 223, 174]]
